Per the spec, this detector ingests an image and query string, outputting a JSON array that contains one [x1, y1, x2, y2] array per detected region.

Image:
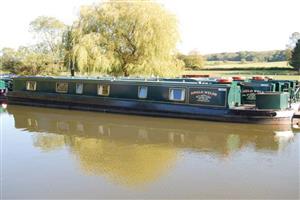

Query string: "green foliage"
[[30, 16, 66, 71], [177, 52, 205, 70], [66, 0, 183, 77], [287, 32, 300, 49], [0, 16, 66, 75], [30, 16, 65, 54], [240, 58, 247, 64], [289, 39, 300, 73], [205, 50, 287, 62], [286, 32, 300, 61], [0, 46, 60, 75], [0, 48, 23, 70]]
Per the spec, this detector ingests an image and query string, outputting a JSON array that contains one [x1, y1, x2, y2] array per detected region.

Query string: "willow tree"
[[68, 0, 183, 77]]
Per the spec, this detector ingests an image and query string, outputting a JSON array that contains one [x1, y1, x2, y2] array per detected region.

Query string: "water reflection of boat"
[[8, 105, 296, 154], [0, 104, 7, 114], [8, 105, 298, 186]]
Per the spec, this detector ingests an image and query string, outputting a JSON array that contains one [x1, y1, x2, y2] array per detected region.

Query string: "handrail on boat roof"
[[14, 75, 204, 83]]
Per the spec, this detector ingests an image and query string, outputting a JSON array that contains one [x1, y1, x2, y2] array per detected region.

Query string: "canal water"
[[1, 105, 299, 199]]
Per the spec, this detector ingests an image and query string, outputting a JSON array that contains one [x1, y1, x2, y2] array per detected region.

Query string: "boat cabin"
[[11, 76, 242, 109]]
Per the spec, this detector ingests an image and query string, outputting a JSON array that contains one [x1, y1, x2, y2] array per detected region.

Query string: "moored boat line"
[[6, 75, 300, 124]]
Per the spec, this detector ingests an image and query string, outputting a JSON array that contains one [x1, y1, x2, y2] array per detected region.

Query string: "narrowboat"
[[7, 76, 300, 124], [0, 80, 7, 101], [0, 75, 12, 102]]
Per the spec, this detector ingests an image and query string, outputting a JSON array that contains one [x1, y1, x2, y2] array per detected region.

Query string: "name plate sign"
[[241, 84, 272, 104], [189, 88, 227, 107]]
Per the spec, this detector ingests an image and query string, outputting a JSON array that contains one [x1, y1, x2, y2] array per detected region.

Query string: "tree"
[[204, 50, 287, 62], [68, 0, 182, 77], [62, 27, 76, 76], [287, 32, 300, 49], [1, 46, 58, 75], [0, 48, 22, 71], [30, 16, 66, 68], [286, 32, 300, 61], [289, 39, 300, 73], [177, 51, 205, 70], [1, 16, 66, 75]]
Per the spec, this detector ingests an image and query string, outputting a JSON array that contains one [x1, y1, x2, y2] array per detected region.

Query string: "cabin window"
[[97, 84, 110, 96], [169, 88, 185, 101], [138, 86, 148, 99], [56, 82, 68, 93], [26, 81, 36, 91], [76, 83, 83, 94]]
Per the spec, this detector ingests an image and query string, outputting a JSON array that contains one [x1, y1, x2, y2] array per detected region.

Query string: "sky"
[[0, 0, 299, 54]]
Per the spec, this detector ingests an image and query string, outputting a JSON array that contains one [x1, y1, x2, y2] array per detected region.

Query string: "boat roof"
[[14, 75, 226, 85], [13, 75, 299, 87]]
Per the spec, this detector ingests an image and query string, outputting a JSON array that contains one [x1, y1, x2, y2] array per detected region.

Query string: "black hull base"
[[0, 96, 7, 103], [7, 91, 294, 125]]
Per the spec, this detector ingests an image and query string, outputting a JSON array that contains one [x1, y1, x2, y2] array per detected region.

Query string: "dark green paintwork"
[[251, 79, 298, 100], [11, 76, 242, 108], [256, 92, 289, 110], [240, 82, 275, 104]]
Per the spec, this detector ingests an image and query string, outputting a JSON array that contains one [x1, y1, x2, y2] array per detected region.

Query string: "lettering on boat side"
[[241, 85, 272, 103], [242, 89, 265, 102], [190, 91, 218, 97], [196, 94, 211, 103], [189, 88, 226, 107]]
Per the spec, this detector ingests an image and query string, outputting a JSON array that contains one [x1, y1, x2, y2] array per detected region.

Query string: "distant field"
[[204, 61, 290, 69], [184, 61, 299, 81]]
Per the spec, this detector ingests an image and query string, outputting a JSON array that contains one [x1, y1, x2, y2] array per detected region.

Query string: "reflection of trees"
[[33, 134, 65, 152], [70, 137, 176, 186], [32, 133, 177, 186]]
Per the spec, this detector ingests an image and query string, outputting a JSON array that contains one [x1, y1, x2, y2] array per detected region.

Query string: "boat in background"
[[0, 74, 13, 102]]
